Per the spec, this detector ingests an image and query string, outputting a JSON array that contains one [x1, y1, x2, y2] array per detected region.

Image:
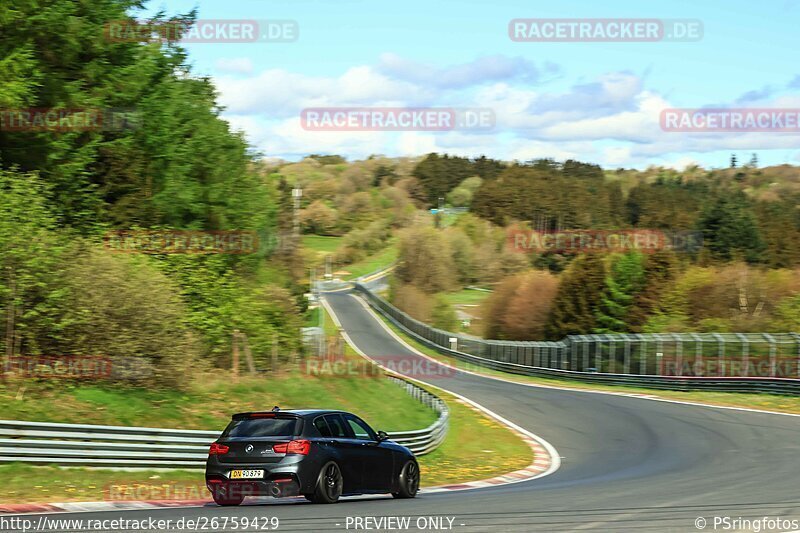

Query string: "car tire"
[[211, 486, 245, 506], [309, 461, 343, 503], [392, 461, 420, 499]]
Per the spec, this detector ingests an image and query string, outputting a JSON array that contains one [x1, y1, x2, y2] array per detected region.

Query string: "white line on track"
[[320, 296, 562, 488], [344, 294, 800, 420]]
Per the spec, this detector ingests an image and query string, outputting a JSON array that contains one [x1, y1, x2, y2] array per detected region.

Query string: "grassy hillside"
[[0, 368, 436, 432]]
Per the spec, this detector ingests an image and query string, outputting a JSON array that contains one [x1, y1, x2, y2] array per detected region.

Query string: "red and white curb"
[[0, 425, 555, 516], [422, 435, 554, 493], [0, 500, 210, 515]]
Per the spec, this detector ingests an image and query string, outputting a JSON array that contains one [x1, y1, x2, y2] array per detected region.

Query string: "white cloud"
[[214, 57, 255, 75], [377, 53, 559, 89], [211, 55, 800, 166]]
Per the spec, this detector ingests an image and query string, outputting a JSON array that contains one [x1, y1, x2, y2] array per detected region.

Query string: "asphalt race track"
[[6, 288, 800, 532]]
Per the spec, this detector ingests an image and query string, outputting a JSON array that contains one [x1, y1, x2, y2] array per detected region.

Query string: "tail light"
[[209, 443, 229, 455], [272, 439, 311, 455]]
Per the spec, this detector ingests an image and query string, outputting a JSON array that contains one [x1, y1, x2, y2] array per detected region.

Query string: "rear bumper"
[[206, 478, 301, 499], [205, 456, 321, 497]]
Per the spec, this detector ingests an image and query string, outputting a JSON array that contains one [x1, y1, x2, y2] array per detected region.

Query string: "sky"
[[138, 0, 800, 168]]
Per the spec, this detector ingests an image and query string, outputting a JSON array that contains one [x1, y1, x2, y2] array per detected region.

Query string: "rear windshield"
[[221, 417, 301, 438]]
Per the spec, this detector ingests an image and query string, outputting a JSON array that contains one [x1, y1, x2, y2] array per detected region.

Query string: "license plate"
[[230, 470, 264, 480]]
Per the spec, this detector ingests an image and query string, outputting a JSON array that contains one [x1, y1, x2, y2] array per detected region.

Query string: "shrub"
[[57, 246, 203, 387], [395, 226, 455, 293], [483, 270, 559, 340]]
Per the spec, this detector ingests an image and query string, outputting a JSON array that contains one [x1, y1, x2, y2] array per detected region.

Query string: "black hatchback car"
[[205, 409, 420, 505]]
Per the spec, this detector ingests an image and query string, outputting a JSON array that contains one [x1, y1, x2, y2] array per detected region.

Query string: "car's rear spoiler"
[[231, 412, 301, 420]]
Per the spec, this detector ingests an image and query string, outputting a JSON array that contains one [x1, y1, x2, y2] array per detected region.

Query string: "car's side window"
[[344, 414, 377, 441], [313, 416, 332, 437], [323, 414, 348, 438]]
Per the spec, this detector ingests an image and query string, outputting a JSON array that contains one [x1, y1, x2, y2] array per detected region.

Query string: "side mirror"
[[377, 430, 389, 442]]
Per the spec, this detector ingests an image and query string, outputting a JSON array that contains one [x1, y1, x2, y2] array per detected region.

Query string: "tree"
[[0, 170, 64, 361], [0, 1, 273, 234], [626, 250, 678, 332], [545, 254, 606, 338], [444, 227, 475, 285], [446, 176, 483, 207], [411, 154, 504, 205], [58, 247, 203, 386], [756, 198, 800, 267], [594, 253, 646, 333], [390, 282, 433, 323], [301, 200, 338, 235], [471, 163, 619, 229], [395, 226, 455, 293], [0, 1, 302, 378], [484, 270, 559, 340], [697, 192, 765, 263], [430, 295, 458, 331], [372, 164, 397, 187], [730, 154, 738, 168]]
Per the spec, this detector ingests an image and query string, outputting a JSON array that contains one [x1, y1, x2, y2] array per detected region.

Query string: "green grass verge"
[[0, 464, 203, 504], [301, 235, 343, 254], [0, 367, 435, 432], [0, 302, 536, 504], [0, 379, 531, 503], [374, 311, 800, 415], [304, 306, 320, 327], [414, 385, 531, 486], [0, 387, 535, 505], [0, 379, 532, 503], [342, 244, 398, 279], [441, 288, 491, 306]]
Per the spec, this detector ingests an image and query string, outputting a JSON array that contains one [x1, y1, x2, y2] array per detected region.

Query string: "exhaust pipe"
[[269, 485, 282, 497]]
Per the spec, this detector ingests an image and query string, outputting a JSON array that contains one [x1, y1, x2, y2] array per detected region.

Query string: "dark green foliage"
[[755, 197, 800, 268], [624, 176, 707, 229], [626, 250, 678, 332], [372, 165, 397, 187], [0, 1, 300, 384], [594, 253, 646, 333], [308, 154, 347, 165], [412, 153, 505, 205], [697, 191, 765, 263], [544, 254, 606, 339], [430, 295, 458, 331], [471, 163, 621, 229]]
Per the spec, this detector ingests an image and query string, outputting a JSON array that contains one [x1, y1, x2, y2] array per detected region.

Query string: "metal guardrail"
[[354, 282, 800, 395], [385, 375, 448, 455], [354, 264, 396, 282], [0, 377, 448, 468]]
